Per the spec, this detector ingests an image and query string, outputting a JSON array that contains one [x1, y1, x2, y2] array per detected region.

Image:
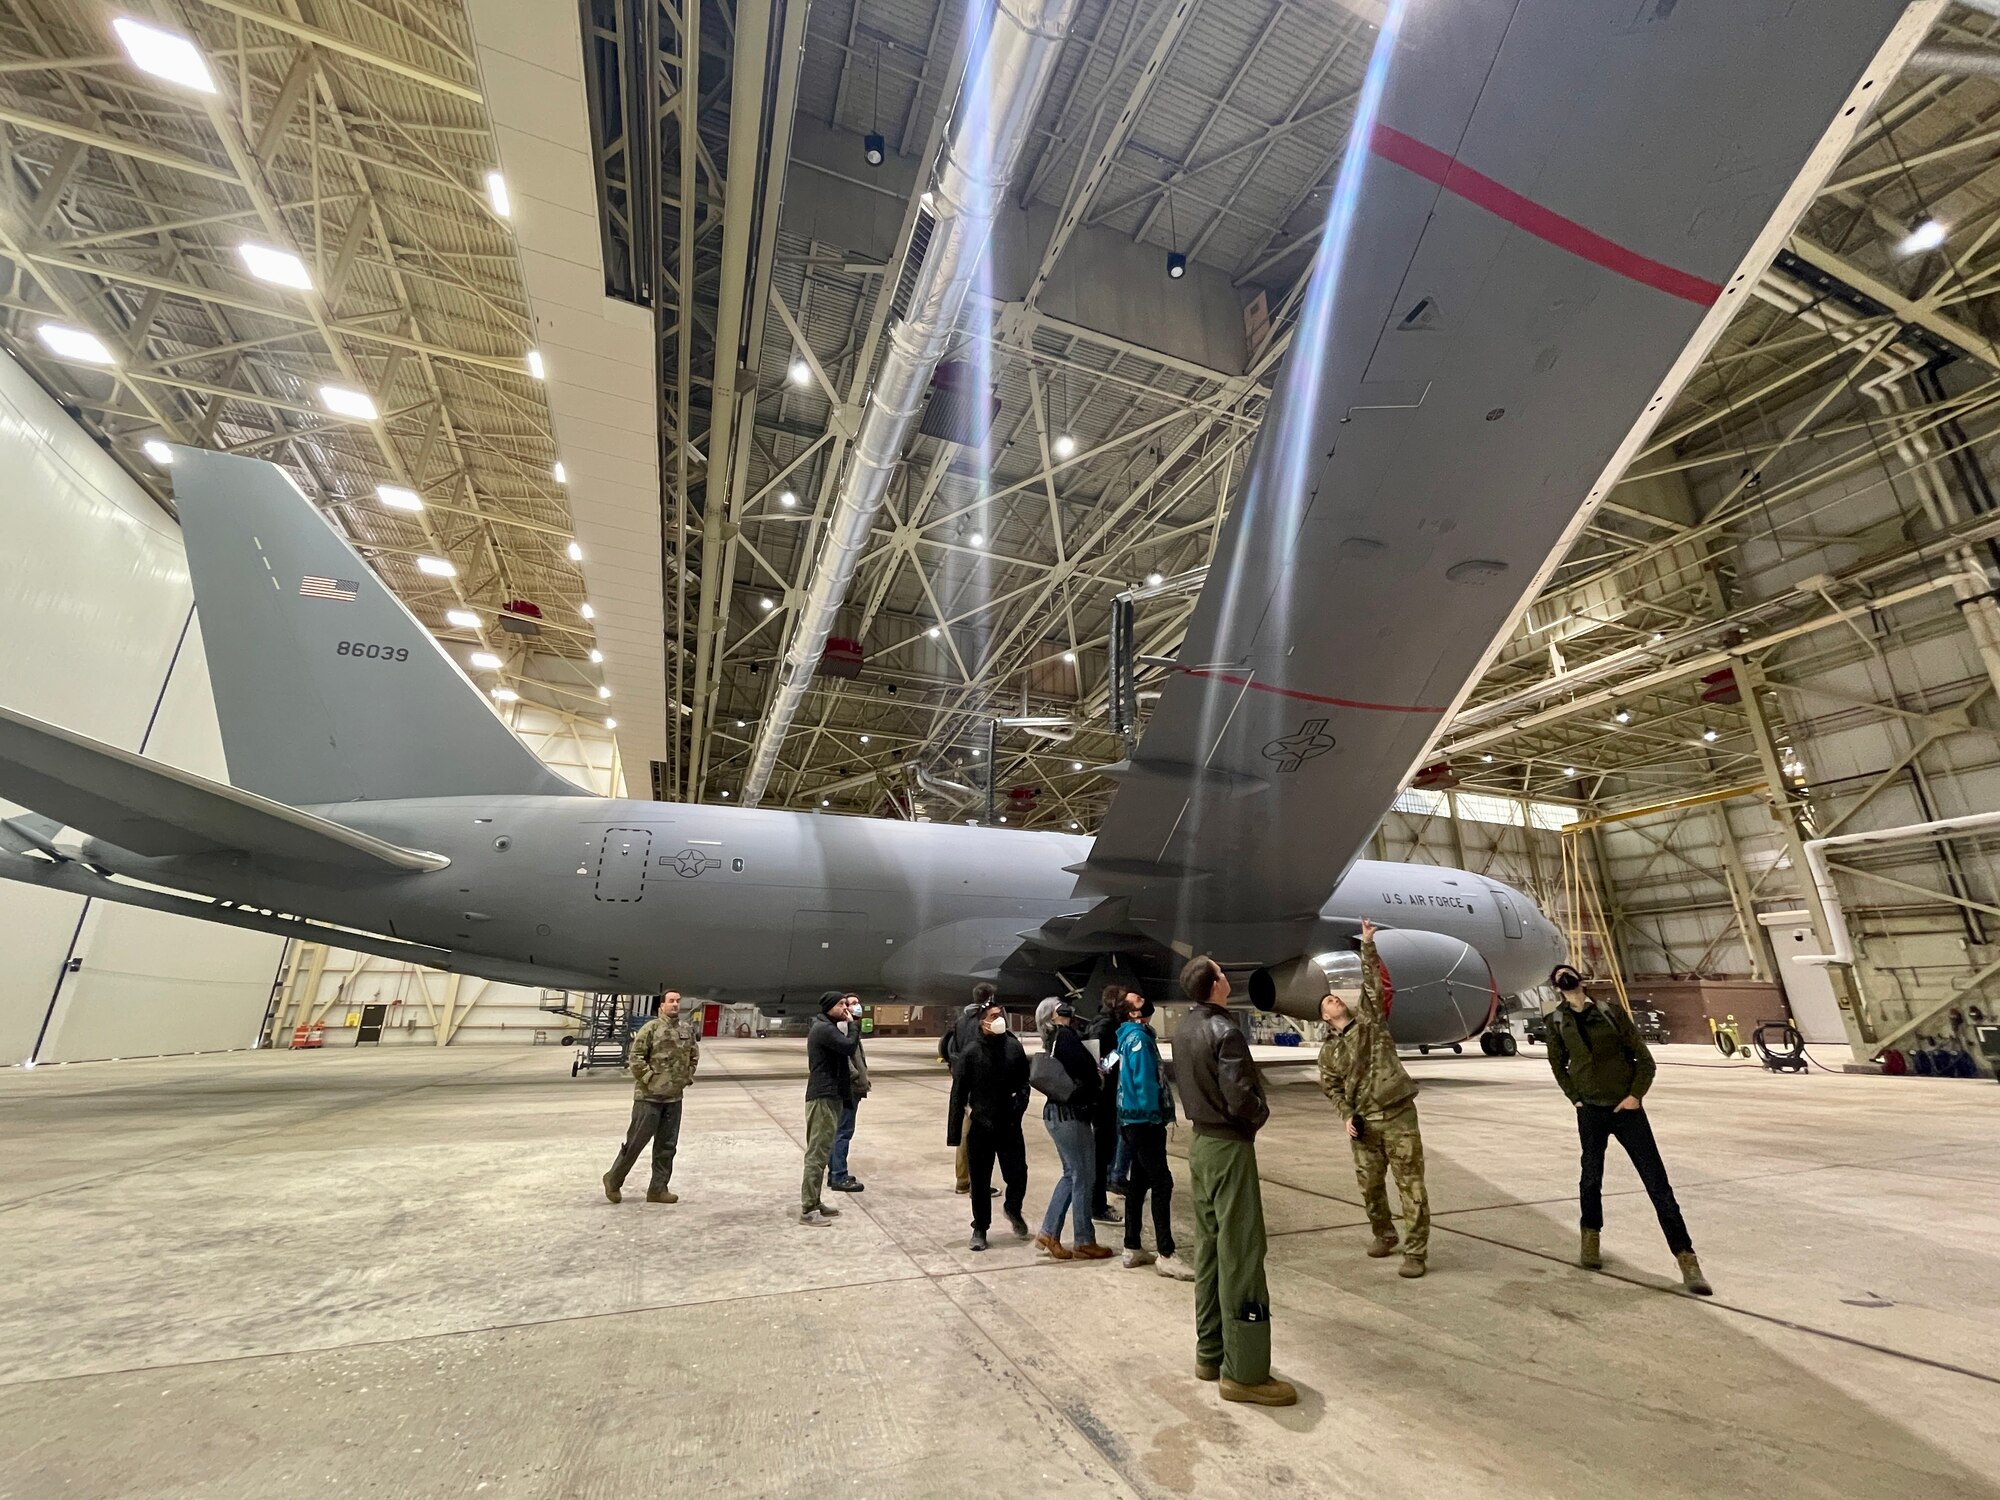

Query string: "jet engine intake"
[[1248, 955, 1331, 1023], [1358, 928, 1499, 1047]]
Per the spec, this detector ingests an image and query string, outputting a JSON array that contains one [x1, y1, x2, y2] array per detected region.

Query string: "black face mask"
[[1554, 972, 1581, 992]]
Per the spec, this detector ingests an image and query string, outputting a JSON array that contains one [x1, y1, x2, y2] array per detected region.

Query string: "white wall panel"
[[0, 350, 286, 1065]]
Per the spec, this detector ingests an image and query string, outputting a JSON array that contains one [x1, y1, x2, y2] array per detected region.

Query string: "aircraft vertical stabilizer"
[[169, 447, 585, 806]]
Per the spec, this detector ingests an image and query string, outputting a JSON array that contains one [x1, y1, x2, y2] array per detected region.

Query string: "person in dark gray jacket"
[[801, 990, 860, 1226]]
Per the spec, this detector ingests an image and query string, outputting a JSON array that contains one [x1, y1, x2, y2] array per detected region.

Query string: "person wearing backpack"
[[1030, 1000, 1112, 1260], [602, 991, 698, 1205], [1116, 991, 1194, 1279]]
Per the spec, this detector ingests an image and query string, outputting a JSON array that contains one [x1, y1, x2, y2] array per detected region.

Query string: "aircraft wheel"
[[1451, 1043, 1463, 1055], [1418, 1045, 1431, 1055], [1497, 1032, 1519, 1057], [570, 1056, 581, 1077], [1478, 1033, 1497, 1056]]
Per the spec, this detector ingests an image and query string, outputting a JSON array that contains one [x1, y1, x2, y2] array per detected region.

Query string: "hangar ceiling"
[[5, 0, 2000, 841]]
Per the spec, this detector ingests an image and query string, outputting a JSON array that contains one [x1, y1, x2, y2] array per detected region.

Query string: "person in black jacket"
[[1033, 1000, 1113, 1260], [1086, 984, 1126, 1222], [948, 995, 1031, 1250], [800, 990, 860, 1226], [942, 982, 994, 1194]]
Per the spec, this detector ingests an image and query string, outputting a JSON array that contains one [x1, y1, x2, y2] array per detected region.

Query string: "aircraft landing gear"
[[1450, 1043, 1463, 1054], [1480, 1030, 1520, 1057]]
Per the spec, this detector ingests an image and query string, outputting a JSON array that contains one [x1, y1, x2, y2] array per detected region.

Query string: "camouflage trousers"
[[1351, 1100, 1429, 1261]]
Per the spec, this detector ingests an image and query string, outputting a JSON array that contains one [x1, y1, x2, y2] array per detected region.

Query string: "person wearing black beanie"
[[801, 991, 861, 1225]]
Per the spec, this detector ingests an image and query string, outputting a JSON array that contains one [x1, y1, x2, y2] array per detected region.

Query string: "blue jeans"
[[1039, 1109, 1097, 1245], [828, 1100, 858, 1182]]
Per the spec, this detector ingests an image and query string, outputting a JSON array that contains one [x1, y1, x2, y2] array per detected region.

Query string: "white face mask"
[[984, 1015, 1007, 1034]]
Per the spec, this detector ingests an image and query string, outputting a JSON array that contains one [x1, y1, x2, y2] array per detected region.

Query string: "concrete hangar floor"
[[1, 1040, 1995, 1499]]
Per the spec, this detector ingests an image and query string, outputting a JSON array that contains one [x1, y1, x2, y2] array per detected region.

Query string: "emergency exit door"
[[595, 829, 652, 902], [355, 1003, 387, 1044]]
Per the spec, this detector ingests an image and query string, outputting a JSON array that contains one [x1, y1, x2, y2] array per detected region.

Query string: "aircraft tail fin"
[[169, 447, 586, 806]]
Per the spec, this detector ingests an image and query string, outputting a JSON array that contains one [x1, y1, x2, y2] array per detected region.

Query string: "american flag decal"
[[299, 575, 360, 601]]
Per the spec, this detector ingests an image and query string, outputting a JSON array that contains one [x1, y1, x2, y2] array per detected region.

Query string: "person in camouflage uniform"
[[603, 991, 700, 1204], [1318, 920, 1429, 1277]]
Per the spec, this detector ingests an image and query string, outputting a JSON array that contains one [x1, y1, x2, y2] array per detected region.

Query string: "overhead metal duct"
[[1907, 44, 2000, 80], [741, 0, 1083, 805]]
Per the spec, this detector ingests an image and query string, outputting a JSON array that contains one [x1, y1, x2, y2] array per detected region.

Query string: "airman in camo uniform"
[[603, 991, 700, 1204], [1318, 920, 1429, 1277]]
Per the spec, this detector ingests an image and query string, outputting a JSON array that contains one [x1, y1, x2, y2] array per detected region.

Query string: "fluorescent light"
[[36, 324, 115, 365], [526, 349, 545, 380], [553, 461, 567, 484], [237, 243, 312, 291], [376, 484, 423, 512], [445, 609, 480, 629], [605, 718, 617, 729], [485, 170, 511, 218], [1052, 433, 1077, 460], [142, 439, 173, 466], [319, 385, 377, 420], [469, 651, 502, 670], [1898, 218, 1946, 255], [969, 533, 985, 548], [588, 648, 604, 664], [779, 490, 798, 508], [112, 16, 216, 93], [417, 555, 456, 577], [788, 358, 812, 387], [598, 685, 611, 700], [579, 602, 595, 620], [490, 687, 518, 703], [759, 597, 774, 611], [567, 540, 583, 562]]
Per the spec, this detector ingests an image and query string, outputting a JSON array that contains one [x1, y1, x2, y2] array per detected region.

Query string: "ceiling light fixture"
[[605, 718, 617, 729], [969, 532, 985, 548], [1702, 727, 1719, 743], [864, 132, 885, 167], [1052, 433, 1077, 460], [36, 324, 115, 365], [319, 385, 377, 420], [485, 170, 511, 218], [469, 651, 502, 670], [1564, 766, 1577, 777], [1069, 821, 1080, 830], [736, 720, 746, 728], [1071, 761, 1083, 771], [142, 438, 173, 466], [1166, 251, 1187, 279], [1898, 218, 1946, 255], [779, 490, 798, 508], [237, 243, 313, 291], [377, 484, 423, 512], [588, 648, 604, 664], [1145, 572, 1163, 587], [553, 461, 567, 484], [417, 555, 456, 577], [598, 685, 611, 700], [567, 540, 583, 562], [112, 16, 216, 93], [788, 358, 812, 387], [1062, 651, 1076, 663], [1481, 753, 1494, 763], [526, 349, 545, 380], [821, 799, 831, 808], [926, 626, 940, 639], [1614, 709, 1631, 724], [860, 735, 870, 744], [491, 687, 519, 702], [579, 602, 595, 620], [759, 597, 774, 612], [445, 609, 480, 629], [720, 790, 730, 798]]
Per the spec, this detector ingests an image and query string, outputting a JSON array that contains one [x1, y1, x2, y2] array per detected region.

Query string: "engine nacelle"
[[1365, 928, 1499, 1047], [1248, 955, 1331, 1023]]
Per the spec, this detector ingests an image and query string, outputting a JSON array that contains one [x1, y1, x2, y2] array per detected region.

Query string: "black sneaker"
[[828, 1177, 865, 1193], [1005, 1210, 1030, 1240], [969, 1230, 988, 1252]]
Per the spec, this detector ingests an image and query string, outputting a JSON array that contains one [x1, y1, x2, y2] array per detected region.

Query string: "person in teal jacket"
[[1116, 994, 1195, 1280]]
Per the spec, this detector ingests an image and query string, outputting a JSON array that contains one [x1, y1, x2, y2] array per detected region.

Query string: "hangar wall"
[[0, 350, 288, 1066]]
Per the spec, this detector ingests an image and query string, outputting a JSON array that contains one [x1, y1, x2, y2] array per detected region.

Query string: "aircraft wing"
[[0, 704, 448, 872], [1076, 0, 1924, 943]]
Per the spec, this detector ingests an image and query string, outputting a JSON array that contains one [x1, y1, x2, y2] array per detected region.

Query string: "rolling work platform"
[[542, 991, 644, 1077]]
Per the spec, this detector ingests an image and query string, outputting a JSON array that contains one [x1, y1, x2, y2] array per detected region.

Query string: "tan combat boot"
[[646, 1188, 679, 1204], [1366, 1228, 1399, 1258], [1677, 1251, 1712, 1296], [1219, 1375, 1299, 1407], [602, 1173, 622, 1204], [1580, 1228, 1602, 1270]]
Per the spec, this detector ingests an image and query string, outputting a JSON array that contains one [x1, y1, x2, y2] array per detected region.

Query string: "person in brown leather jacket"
[[1173, 956, 1294, 1408]]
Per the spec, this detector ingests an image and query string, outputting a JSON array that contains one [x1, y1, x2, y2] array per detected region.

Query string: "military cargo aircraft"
[[0, 0, 1925, 1047]]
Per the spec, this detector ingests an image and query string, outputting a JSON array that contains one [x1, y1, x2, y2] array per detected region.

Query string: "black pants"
[[1120, 1122, 1175, 1258], [966, 1114, 1027, 1233], [1577, 1103, 1692, 1254], [608, 1097, 683, 1194], [1091, 1098, 1119, 1214]]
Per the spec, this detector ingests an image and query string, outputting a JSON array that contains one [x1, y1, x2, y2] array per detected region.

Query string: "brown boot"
[[1398, 1256, 1426, 1279], [1073, 1242, 1115, 1261], [602, 1173, 622, 1204], [1219, 1376, 1298, 1407], [1194, 1360, 1220, 1382], [1033, 1234, 1073, 1261], [1580, 1228, 1602, 1270], [1677, 1251, 1712, 1296], [1366, 1229, 1399, 1258], [646, 1188, 679, 1204]]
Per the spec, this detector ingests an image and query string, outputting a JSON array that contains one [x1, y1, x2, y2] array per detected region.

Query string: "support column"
[[1738, 661, 1874, 1052], [1711, 802, 1772, 981]]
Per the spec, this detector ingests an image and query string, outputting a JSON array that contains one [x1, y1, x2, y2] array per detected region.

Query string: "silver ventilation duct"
[[740, 0, 1083, 805]]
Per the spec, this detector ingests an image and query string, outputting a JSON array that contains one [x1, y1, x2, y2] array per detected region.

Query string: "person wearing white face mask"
[[948, 997, 1031, 1250]]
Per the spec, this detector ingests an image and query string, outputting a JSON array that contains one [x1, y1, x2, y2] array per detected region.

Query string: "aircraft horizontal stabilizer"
[[0, 704, 448, 872]]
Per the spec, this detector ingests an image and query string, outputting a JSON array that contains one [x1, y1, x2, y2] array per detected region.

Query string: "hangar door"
[[594, 829, 652, 902], [786, 910, 871, 993]]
